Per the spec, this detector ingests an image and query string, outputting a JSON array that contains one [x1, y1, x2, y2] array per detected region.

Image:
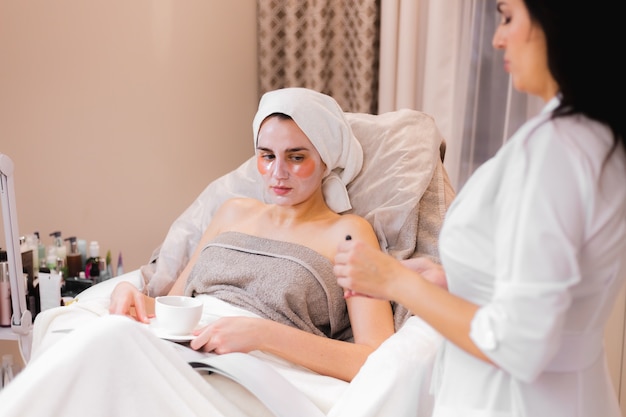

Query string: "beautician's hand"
[[109, 281, 153, 323], [189, 316, 267, 354], [333, 240, 434, 300], [401, 257, 447, 290]]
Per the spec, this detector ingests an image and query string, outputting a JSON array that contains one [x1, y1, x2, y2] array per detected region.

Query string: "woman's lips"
[[271, 186, 292, 196]]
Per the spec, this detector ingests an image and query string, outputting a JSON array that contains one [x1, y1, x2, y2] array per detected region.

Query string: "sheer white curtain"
[[379, 0, 542, 191]]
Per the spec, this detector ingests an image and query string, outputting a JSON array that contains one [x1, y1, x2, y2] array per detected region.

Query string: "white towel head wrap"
[[252, 87, 363, 213]]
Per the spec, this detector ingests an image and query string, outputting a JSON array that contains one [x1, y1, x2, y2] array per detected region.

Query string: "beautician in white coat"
[[334, 0, 626, 415]]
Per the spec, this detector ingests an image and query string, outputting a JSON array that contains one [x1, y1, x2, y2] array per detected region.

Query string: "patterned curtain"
[[257, 0, 380, 114]]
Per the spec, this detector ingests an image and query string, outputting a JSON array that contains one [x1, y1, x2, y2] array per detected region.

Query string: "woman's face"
[[256, 116, 327, 206], [492, 0, 558, 101]]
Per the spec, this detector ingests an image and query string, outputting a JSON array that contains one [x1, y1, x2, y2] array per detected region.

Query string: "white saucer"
[[153, 329, 195, 342], [149, 319, 197, 342]]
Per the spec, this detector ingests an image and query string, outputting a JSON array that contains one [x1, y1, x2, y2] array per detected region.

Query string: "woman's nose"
[[271, 159, 289, 179]]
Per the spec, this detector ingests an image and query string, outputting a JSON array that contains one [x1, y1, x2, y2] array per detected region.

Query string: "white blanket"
[[0, 272, 442, 417]]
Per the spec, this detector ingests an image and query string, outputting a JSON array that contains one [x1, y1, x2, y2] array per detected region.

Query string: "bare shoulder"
[[215, 197, 262, 215], [332, 213, 379, 247], [336, 212, 372, 229], [221, 196, 262, 209], [211, 197, 264, 230]]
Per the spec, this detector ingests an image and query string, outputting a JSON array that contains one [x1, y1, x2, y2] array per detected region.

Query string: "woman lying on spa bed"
[[0, 88, 395, 417], [109, 88, 395, 382]]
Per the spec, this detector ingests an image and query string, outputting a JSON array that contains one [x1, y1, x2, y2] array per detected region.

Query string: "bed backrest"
[[142, 109, 455, 328], [344, 110, 452, 260]]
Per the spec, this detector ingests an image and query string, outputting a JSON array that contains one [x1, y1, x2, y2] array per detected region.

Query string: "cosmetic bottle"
[[0, 250, 11, 328], [39, 259, 63, 312], [34, 231, 46, 270], [77, 238, 87, 270], [85, 241, 100, 280], [117, 251, 124, 276], [45, 245, 57, 271], [49, 231, 67, 264], [97, 257, 109, 283], [106, 250, 114, 279], [64, 237, 82, 279], [23, 234, 39, 278]]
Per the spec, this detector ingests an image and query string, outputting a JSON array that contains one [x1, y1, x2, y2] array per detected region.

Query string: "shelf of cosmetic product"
[[0, 327, 18, 341]]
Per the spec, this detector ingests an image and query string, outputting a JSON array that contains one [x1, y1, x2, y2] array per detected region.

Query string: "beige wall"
[[0, 1, 258, 272]]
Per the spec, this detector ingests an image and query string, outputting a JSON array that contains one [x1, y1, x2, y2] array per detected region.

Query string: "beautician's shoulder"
[[524, 115, 614, 171]]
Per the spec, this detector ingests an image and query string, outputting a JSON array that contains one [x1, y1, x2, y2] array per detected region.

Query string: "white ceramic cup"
[[154, 295, 203, 335]]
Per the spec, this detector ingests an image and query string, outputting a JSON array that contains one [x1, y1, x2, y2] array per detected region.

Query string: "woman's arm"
[[334, 240, 490, 364], [188, 213, 395, 382], [190, 315, 384, 381], [274, 215, 394, 380], [340, 215, 396, 378]]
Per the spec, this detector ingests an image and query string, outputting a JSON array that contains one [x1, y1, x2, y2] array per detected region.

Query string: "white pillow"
[[344, 109, 444, 259]]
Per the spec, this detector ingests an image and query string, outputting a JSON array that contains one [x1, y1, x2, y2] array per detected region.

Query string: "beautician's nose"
[[492, 27, 505, 49]]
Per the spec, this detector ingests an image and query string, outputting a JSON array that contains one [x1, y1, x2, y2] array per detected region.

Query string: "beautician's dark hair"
[[523, 0, 625, 155]]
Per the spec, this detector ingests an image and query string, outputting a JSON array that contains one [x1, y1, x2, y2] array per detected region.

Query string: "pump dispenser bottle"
[[34, 231, 46, 270], [49, 231, 67, 263], [64, 237, 82, 279]]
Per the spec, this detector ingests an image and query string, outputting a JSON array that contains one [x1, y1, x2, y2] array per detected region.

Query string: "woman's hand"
[[189, 316, 267, 354], [109, 281, 153, 323]]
